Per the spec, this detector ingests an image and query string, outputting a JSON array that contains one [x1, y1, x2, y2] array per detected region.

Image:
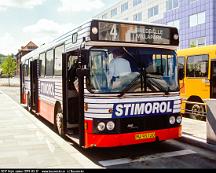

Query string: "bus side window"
[[24, 60, 29, 77], [28, 59, 31, 77], [187, 55, 208, 77], [39, 53, 46, 77], [177, 56, 185, 80], [54, 45, 64, 76], [45, 49, 54, 77], [90, 51, 108, 91]]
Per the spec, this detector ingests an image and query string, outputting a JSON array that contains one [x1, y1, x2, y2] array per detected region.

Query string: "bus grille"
[[93, 114, 181, 134]]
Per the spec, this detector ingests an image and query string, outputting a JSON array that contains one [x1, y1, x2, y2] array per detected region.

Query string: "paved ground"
[[1, 86, 216, 169], [0, 90, 100, 169], [182, 117, 206, 140], [0, 86, 20, 103]]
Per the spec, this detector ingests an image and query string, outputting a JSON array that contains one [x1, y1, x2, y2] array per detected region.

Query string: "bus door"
[[62, 52, 85, 147], [30, 60, 39, 112], [210, 60, 216, 98]]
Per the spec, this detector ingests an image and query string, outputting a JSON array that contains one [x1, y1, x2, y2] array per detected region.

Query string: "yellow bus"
[[177, 45, 216, 121]]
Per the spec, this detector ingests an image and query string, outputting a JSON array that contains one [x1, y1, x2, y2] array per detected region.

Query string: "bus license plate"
[[135, 132, 156, 140]]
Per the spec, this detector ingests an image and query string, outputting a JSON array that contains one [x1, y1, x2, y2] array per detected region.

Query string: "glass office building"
[[96, 0, 215, 49]]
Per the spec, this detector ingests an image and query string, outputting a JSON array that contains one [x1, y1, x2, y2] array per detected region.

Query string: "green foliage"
[[1, 55, 16, 78], [190, 42, 197, 48]]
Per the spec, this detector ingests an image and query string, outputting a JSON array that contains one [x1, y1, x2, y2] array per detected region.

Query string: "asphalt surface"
[[1, 86, 216, 169]]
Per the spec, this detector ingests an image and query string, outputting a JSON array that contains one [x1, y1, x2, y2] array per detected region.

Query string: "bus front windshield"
[[88, 47, 179, 94]]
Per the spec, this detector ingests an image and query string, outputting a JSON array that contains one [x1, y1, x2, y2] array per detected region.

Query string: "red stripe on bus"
[[85, 126, 182, 148], [38, 99, 55, 124], [22, 93, 27, 104]]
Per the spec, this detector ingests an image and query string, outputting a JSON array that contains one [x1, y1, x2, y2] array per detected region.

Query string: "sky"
[[0, 0, 116, 55]]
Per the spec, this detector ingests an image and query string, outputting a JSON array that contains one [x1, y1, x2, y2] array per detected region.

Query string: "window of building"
[[166, 0, 178, 11], [54, 45, 64, 76], [190, 0, 197, 3], [189, 12, 205, 27], [167, 20, 180, 29], [133, 0, 142, 7], [121, 2, 128, 13], [133, 12, 142, 21], [45, 49, 54, 76], [124, 17, 129, 21], [186, 55, 208, 77], [39, 53, 45, 77], [111, 8, 117, 17], [189, 37, 206, 47], [148, 5, 159, 18]]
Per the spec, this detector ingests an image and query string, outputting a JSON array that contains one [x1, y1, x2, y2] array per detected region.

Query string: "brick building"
[[15, 41, 38, 76]]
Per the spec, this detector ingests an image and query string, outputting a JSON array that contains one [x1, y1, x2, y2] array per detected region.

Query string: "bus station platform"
[[0, 90, 100, 168], [181, 117, 216, 152]]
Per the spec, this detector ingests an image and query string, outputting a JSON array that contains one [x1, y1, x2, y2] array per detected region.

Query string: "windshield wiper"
[[118, 73, 170, 97], [119, 48, 156, 97], [146, 74, 170, 95], [118, 73, 142, 97]]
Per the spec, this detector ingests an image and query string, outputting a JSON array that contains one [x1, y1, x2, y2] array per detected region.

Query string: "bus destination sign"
[[98, 21, 171, 45]]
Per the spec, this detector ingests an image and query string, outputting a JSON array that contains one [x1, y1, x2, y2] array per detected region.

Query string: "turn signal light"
[[84, 103, 88, 112]]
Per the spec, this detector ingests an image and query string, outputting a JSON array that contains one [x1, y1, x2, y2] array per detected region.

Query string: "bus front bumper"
[[85, 126, 182, 148]]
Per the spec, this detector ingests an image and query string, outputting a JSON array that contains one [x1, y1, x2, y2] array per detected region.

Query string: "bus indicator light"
[[174, 34, 179, 40], [108, 109, 113, 113], [92, 27, 98, 35], [84, 103, 88, 112], [85, 123, 88, 130]]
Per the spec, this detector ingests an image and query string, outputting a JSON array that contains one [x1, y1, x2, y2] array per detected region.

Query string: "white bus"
[[20, 19, 181, 148]]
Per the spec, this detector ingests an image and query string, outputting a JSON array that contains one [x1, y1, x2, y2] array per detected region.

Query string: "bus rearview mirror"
[[178, 68, 184, 80]]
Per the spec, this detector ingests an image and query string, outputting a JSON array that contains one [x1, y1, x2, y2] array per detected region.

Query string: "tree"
[[1, 55, 17, 86], [190, 41, 197, 48]]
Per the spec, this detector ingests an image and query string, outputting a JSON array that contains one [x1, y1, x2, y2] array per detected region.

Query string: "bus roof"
[[21, 18, 179, 63], [177, 44, 216, 57], [92, 18, 178, 28]]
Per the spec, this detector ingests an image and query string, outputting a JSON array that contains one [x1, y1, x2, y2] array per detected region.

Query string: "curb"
[[181, 133, 216, 152]]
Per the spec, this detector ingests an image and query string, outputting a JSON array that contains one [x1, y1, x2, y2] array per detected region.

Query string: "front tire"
[[55, 107, 64, 137], [27, 93, 31, 112], [186, 103, 206, 121]]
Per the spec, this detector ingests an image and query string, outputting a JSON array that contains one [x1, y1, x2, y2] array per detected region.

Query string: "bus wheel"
[[55, 108, 64, 137], [188, 103, 205, 120], [27, 93, 31, 112]]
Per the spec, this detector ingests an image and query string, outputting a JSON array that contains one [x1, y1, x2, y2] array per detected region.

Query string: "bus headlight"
[[176, 116, 182, 124], [97, 122, 106, 131], [106, 121, 115, 131], [169, 116, 176, 125]]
